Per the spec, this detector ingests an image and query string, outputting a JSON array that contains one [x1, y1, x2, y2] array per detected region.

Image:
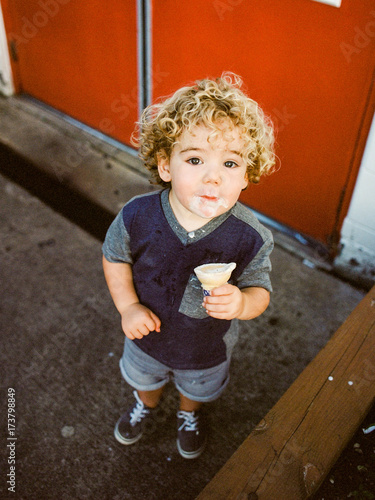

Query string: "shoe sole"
[[114, 421, 143, 446], [176, 438, 206, 459]]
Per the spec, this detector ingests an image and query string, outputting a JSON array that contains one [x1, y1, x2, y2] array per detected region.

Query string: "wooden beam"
[[197, 285, 375, 500]]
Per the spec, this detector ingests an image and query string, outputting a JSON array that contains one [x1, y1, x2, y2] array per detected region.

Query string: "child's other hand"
[[120, 303, 161, 340], [203, 284, 244, 320]]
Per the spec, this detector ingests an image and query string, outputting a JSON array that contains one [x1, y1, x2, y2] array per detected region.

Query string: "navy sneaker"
[[177, 410, 207, 459], [114, 391, 156, 445]]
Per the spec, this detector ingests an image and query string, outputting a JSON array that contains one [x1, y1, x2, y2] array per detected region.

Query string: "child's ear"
[[157, 152, 172, 183], [242, 172, 249, 190]]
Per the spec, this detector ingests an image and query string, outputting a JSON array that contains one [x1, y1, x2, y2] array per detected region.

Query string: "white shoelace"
[[177, 411, 199, 432], [129, 391, 150, 426]]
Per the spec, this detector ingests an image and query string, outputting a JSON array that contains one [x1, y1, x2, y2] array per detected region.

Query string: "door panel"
[[151, 0, 375, 246], [4, 0, 138, 145]]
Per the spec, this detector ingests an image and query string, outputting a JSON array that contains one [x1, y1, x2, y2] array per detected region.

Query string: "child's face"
[[158, 122, 248, 230]]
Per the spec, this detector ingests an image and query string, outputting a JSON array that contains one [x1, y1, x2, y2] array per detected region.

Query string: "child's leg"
[[114, 339, 170, 445], [179, 392, 202, 412], [119, 338, 170, 409], [177, 392, 206, 459], [175, 360, 231, 458], [138, 387, 164, 408]]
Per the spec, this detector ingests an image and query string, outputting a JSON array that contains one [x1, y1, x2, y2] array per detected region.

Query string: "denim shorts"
[[119, 338, 231, 402]]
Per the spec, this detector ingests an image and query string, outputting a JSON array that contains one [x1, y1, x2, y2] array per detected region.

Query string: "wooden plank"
[[197, 285, 375, 500]]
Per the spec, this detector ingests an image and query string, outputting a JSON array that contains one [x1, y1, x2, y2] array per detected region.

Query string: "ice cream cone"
[[194, 262, 236, 295]]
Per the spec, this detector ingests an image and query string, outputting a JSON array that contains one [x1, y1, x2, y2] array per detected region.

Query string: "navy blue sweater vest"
[[122, 192, 264, 369]]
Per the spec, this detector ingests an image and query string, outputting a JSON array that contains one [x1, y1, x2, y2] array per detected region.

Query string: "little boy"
[[102, 73, 275, 459]]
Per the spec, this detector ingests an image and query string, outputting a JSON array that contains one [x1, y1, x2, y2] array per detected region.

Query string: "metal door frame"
[[137, 0, 152, 118]]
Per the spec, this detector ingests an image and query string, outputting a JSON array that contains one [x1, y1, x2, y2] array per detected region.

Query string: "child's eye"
[[224, 161, 238, 168], [187, 157, 202, 165]]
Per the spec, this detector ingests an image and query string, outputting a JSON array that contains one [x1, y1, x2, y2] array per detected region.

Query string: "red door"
[[151, 0, 375, 247], [2, 0, 139, 145]]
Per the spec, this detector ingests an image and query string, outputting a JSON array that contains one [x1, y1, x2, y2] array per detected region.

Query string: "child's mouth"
[[189, 194, 229, 218], [201, 195, 219, 202]]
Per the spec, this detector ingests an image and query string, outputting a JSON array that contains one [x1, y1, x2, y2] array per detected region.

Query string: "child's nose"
[[203, 164, 221, 184]]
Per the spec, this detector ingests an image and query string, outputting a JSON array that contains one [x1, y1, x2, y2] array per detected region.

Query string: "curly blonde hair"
[[132, 72, 275, 186]]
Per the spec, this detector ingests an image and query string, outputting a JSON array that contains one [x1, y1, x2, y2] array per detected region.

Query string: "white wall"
[[0, 1, 14, 96], [334, 113, 375, 287]]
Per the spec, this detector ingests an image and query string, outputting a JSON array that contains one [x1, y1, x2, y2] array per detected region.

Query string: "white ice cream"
[[189, 194, 229, 219], [194, 262, 236, 291]]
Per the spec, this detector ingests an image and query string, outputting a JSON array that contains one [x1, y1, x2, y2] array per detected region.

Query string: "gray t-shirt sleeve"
[[102, 209, 133, 264], [236, 228, 274, 292]]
